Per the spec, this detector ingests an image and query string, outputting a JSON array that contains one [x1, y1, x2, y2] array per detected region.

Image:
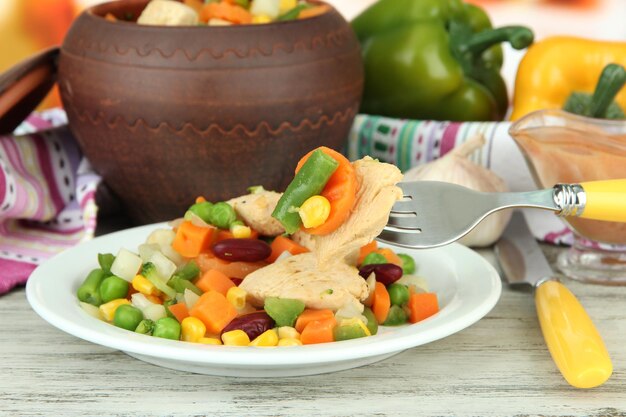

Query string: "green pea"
[[135, 319, 155, 335], [188, 201, 213, 223], [383, 305, 408, 326], [362, 307, 378, 335], [153, 317, 181, 340], [398, 253, 416, 275], [361, 252, 387, 266], [388, 283, 410, 306], [209, 202, 237, 229], [99, 275, 130, 303], [113, 305, 144, 331]]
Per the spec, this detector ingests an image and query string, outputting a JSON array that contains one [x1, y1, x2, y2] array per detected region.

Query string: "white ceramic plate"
[[27, 223, 501, 377]]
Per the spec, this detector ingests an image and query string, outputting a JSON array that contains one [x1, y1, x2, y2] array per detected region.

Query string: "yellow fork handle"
[[535, 280, 612, 388], [579, 179, 626, 222]]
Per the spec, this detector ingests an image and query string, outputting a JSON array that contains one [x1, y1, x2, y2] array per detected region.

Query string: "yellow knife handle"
[[579, 179, 626, 222], [535, 280, 612, 388]]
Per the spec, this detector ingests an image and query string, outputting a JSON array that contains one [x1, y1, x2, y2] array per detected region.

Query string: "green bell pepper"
[[351, 0, 534, 121]]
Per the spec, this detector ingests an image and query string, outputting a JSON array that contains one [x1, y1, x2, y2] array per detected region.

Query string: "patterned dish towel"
[[0, 109, 100, 294]]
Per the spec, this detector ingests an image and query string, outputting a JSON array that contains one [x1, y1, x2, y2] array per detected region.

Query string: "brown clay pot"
[[58, 0, 363, 224]]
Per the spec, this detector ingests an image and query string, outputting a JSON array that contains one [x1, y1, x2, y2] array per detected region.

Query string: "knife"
[[495, 212, 613, 388]]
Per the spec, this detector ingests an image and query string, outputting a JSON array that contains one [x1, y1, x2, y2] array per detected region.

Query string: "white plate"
[[26, 223, 501, 377]]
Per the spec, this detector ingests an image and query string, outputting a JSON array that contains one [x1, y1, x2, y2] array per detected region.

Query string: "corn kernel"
[[222, 329, 250, 346], [230, 224, 252, 239], [278, 338, 302, 347], [226, 287, 247, 310], [132, 274, 159, 296], [279, 0, 297, 13], [252, 14, 272, 24], [181, 317, 207, 342], [339, 317, 371, 336], [198, 337, 222, 345], [99, 299, 131, 322], [277, 326, 300, 340], [249, 329, 279, 347], [299, 195, 331, 228]]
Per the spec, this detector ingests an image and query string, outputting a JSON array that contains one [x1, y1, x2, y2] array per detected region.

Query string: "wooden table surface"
[[1, 241, 625, 416]]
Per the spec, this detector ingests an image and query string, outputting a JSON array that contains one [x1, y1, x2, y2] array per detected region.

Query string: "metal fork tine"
[[390, 199, 416, 212], [378, 229, 432, 249], [386, 214, 420, 229]]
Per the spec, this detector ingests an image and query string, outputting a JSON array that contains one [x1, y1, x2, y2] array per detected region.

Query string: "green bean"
[[388, 283, 410, 306], [77, 268, 106, 306], [361, 252, 387, 266], [113, 305, 144, 331], [363, 307, 378, 335], [278, 4, 312, 21], [163, 299, 177, 319], [168, 276, 202, 296], [209, 202, 237, 229], [171, 260, 200, 281], [99, 276, 130, 303], [97, 253, 115, 274], [272, 149, 339, 234], [397, 253, 416, 275], [153, 317, 181, 340]]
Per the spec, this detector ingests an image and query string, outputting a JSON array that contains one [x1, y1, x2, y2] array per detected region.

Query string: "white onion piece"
[[146, 229, 185, 266], [184, 288, 200, 310], [138, 243, 161, 263], [149, 251, 177, 282], [143, 304, 167, 321], [250, 0, 280, 18], [110, 248, 142, 282], [79, 302, 101, 319], [131, 293, 155, 311], [396, 274, 429, 293]]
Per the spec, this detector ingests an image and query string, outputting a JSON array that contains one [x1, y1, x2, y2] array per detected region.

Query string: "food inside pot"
[[100, 0, 330, 26]]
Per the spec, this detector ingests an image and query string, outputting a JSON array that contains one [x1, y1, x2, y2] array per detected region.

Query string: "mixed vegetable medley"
[[77, 147, 439, 347], [115, 0, 328, 26]]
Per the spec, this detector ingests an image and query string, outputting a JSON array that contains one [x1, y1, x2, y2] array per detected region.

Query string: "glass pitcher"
[[509, 109, 626, 285]]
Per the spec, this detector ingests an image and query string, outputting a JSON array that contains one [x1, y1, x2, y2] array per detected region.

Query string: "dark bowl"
[[58, 0, 363, 224]]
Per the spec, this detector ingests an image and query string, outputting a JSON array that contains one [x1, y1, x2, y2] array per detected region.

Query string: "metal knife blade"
[[495, 211, 553, 287]]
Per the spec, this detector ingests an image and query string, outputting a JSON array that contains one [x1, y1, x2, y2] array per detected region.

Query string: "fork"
[[378, 179, 626, 249]]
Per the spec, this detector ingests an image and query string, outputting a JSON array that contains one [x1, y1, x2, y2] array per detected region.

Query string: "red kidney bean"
[[358, 263, 403, 286], [221, 311, 275, 341], [212, 239, 271, 262]]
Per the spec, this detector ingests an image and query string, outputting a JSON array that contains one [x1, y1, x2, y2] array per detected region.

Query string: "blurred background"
[[1, 0, 626, 109]]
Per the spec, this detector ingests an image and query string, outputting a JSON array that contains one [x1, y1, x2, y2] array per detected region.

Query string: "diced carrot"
[[295, 309, 335, 333], [376, 248, 403, 267], [200, 1, 252, 24], [295, 147, 357, 236], [168, 302, 190, 323], [195, 196, 206, 204], [300, 317, 337, 345], [298, 4, 330, 19], [172, 221, 215, 258], [127, 286, 138, 298], [408, 293, 439, 323], [357, 241, 378, 265], [104, 12, 117, 22], [195, 269, 235, 296], [196, 254, 267, 279], [189, 290, 238, 334], [183, 0, 204, 15], [372, 282, 391, 324], [268, 235, 310, 263]]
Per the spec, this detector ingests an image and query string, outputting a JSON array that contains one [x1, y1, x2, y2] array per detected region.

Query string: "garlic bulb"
[[403, 134, 511, 247]]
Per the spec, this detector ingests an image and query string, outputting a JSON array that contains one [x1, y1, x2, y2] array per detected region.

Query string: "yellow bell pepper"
[[510, 36, 626, 121]]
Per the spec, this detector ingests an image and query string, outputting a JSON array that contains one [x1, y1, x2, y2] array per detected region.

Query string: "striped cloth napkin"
[[0, 109, 100, 294]]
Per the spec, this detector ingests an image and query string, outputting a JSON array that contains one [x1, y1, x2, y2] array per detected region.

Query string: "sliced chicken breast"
[[227, 191, 285, 236], [240, 253, 368, 311]]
